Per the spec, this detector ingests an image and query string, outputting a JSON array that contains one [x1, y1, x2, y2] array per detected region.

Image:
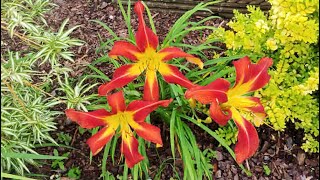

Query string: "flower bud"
[[188, 98, 196, 109], [203, 116, 212, 124]]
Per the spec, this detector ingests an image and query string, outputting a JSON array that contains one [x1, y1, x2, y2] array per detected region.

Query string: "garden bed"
[[1, 0, 319, 179]]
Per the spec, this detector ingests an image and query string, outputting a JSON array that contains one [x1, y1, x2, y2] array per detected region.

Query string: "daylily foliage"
[[66, 91, 172, 167], [98, 1, 203, 101], [186, 56, 273, 163], [65, 0, 273, 171]]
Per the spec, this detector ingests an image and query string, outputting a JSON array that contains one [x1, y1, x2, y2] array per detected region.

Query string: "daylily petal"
[[159, 47, 203, 69], [132, 122, 163, 145], [231, 107, 259, 164], [185, 78, 230, 104], [226, 96, 266, 126], [143, 70, 159, 101], [158, 63, 194, 89], [107, 91, 126, 113], [232, 56, 273, 93], [134, 1, 158, 51], [243, 97, 265, 112], [242, 97, 266, 127], [98, 64, 142, 96], [227, 96, 261, 110], [250, 111, 266, 127], [209, 99, 231, 126], [108, 41, 141, 61], [233, 56, 251, 86], [127, 99, 173, 122], [87, 126, 115, 155], [121, 134, 144, 168], [65, 109, 108, 128], [247, 57, 273, 91]]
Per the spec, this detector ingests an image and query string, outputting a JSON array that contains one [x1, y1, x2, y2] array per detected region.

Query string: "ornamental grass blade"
[[2, 152, 67, 160], [181, 114, 252, 176], [1, 173, 36, 180], [170, 108, 177, 164], [117, 0, 134, 41], [141, 1, 156, 34], [200, 67, 235, 86]]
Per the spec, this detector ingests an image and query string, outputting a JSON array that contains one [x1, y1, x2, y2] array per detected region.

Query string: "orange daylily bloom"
[[186, 56, 273, 164], [98, 1, 203, 101], [66, 91, 172, 168]]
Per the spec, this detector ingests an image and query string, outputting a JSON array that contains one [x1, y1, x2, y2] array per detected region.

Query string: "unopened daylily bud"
[[156, 143, 163, 148], [188, 98, 196, 108], [203, 116, 212, 124], [197, 119, 202, 123]]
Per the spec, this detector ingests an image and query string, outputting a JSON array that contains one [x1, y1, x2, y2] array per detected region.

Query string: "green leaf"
[[162, 2, 215, 47], [90, 20, 119, 39], [68, 167, 81, 179], [78, 127, 87, 135], [170, 84, 183, 106], [176, 118, 196, 180], [204, 54, 247, 66], [180, 114, 252, 176], [263, 165, 271, 176], [101, 142, 112, 179], [123, 163, 128, 180], [142, 1, 156, 34], [117, 0, 134, 41], [200, 67, 235, 86], [87, 64, 110, 81], [33, 143, 77, 150], [170, 109, 177, 164], [58, 161, 65, 170], [2, 152, 67, 160], [1, 173, 36, 180]]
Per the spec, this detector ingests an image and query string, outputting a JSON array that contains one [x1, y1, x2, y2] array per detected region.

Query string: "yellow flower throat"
[[103, 112, 139, 137], [135, 47, 166, 72]]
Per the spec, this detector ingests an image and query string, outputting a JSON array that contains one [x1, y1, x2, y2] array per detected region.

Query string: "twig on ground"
[[1, 22, 41, 47], [70, 127, 79, 146]]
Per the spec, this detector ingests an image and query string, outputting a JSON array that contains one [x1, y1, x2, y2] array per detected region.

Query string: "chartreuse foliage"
[[66, 0, 273, 179], [1, 0, 84, 176], [215, 123, 238, 147], [208, 0, 319, 153]]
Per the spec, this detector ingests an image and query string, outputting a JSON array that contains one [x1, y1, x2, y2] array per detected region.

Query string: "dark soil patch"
[[2, 0, 319, 179]]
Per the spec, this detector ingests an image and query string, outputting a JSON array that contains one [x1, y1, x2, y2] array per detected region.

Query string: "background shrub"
[[209, 0, 319, 153]]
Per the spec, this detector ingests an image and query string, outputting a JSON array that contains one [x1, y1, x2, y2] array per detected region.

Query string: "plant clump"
[[209, 0, 319, 153]]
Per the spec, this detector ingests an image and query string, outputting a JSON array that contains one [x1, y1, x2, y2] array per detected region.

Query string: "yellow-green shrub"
[[209, 0, 319, 153]]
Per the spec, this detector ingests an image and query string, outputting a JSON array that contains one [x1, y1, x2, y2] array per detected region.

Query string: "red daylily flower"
[[185, 56, 273, 164], [98, 1, 203, 101], [65, 91, 172, 168]]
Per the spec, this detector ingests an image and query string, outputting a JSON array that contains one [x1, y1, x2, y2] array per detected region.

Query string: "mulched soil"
[[2, 0, 319, 179]]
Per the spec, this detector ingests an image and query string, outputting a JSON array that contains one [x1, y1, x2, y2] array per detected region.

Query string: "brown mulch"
[[1, 0, 319, 179]]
